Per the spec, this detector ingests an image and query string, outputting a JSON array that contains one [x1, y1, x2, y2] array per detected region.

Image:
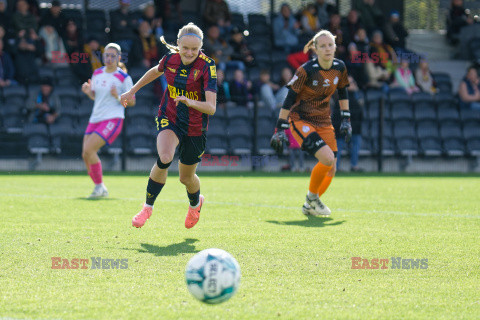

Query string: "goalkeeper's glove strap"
[[276, 118, 290, 130]]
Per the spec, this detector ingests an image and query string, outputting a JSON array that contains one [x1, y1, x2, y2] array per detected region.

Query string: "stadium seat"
[[206, 135, 228, 154], [437, 106, 460, 122], [388, 87, 408, 100], [432, 73, 453, 93], [370, 120, 393, 139], [393, 120, 416, 139], [248, 41, 271, 55], [3, 86, 27, 107], [396, 137, 419, 156], [390, 96, 413, 121], [256, 108, 274, 122], [207, 125, 225, 137], [56, 85, 80, 109], [419, 137, 442, 156], [24, 123, 50, 155], [257, 135, 276, 155], [126, 126, 155, 155], [54, 67, 80, 86], [247, 13, 268, 26], [460, 109, 480, 123], [439, 120, 463, 140], [38, 67, 55, 79], [358, 137, 373, 156], [361, 120, 370, 138], [443, 138, 466, 156], [182, 12, 203, 27], [229, 136, 252, 155], [414, 104, 437, 122], [256, 119, 274, 137], [126, 105, 154, 118], [416, 120, 439, 139], [372, 136, 395, 156], [126, 115, 154, 128], [466, 138, 480, 156], [226, 107, 251, 121], [463, 121, 480, 140], [208, 117, 227, 130]]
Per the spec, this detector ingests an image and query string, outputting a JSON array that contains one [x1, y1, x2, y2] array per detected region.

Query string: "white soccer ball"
[[185, 248, 241, 304]]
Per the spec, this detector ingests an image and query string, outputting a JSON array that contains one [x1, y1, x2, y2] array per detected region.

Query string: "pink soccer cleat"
[[132, 204, 152, 228], [185, 195, 204, 229]]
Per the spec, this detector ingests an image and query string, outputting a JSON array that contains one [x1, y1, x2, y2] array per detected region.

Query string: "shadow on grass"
[[126, 238, 200, 256], [266, 216, 345, 228]]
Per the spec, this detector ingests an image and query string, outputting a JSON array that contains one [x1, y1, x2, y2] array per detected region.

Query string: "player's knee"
[[315, 148, 335, 167], [158, 153, 174, 165], [82, 148, 93, 160], [156, 155, 173, 169]]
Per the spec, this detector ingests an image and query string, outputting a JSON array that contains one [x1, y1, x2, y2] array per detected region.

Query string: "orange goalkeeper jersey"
[[288, 58, 349, 127]]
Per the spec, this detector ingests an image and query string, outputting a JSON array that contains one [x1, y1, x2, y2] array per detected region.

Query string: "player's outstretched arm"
[[120, 66, 163, 107], [174, 91, 216, 115]]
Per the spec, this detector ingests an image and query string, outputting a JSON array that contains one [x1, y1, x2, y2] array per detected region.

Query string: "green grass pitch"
[[0, 173, 479, 319]]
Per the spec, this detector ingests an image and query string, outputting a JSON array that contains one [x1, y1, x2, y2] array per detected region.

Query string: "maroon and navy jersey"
[[157, 51, 217, 136]]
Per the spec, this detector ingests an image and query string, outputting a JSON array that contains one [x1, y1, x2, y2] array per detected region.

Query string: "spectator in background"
[[13, 28, 41, 84], [315, 0, 336, 28], [354, 27, 369, 54], [229, 27, 255, 68], [110, 0, 138, 54], [301, 3, 320, 36], [142, 3, 164, 38], [40, 0, 65, 35], [229, 69, 252, 106], [370, 30, 397, 73], [286, 49, 311, 70], [0, 0, 10, 31], [134, 20, 162, 68], [0, 25, 14, 55], [384, 10, 408, 51], [39, 23, 67, 65], [203, 25, 241, 71], [459, 66, 480, 110], [83, 36, 104, 72], [274, 67, 293, 108], [0, 38, 16, 87], [203, 0, 231, 36], [257, 69, 280, 110], [355, 0, 383, 35], [415, 60, 436, 95], [285, 128, 305, 172], [342, 10, 362, 46], [216, 69, 230, 108], [392, 59, 420, 95], [345, 42, 368, 89], [33, 77, 59, 125], [334, 75, 363, 172], [62, 19, 82, 54], [12, 0, 37, 34], [447, 0, 473, 45], [326, 13, 346, 60], [273, 3, 300, 53]]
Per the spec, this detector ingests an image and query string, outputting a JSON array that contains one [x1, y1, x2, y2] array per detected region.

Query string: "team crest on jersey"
[[323, 79, 331, 87], [180, 69, 187, 77], [333, 76, 339, 85], [302, 126, 310, 133], [193, 69, 200, 81], [312, 80, 318, 86], [210, 66, 217, 78]]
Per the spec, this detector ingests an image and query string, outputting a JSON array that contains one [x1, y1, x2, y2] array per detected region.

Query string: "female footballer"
[[120, 23, 217, 229], [81, 43, 135, 198], [271, 30, 352, 216]]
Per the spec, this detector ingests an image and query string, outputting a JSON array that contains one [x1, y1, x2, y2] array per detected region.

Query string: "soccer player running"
[[271, 30, 352, 216], [81, 43, 135, 198], [120, 23, 217, 229]]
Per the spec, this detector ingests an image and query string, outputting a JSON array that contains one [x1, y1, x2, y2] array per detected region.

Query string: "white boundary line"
[[1, 193, 479, 219]]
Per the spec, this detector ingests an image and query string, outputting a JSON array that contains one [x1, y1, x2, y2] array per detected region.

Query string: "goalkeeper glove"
[[340, 110, 352, 143], [270, 119, 290, 155]]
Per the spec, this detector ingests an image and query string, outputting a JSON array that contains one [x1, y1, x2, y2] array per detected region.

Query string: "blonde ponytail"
[[160, 22, 204, 53]]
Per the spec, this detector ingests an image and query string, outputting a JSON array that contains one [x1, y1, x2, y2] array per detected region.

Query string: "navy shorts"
[[155, 116, 206, 165]]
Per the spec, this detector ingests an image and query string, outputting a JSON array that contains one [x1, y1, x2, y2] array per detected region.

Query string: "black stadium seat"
[[419, 137, 442, 156]]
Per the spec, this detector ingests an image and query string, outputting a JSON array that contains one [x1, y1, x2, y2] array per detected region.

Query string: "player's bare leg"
[[133, 130, 179, 228], [82, 134, 108, 198], [303, 145, 333, 216], [179, 162, 204, 229]]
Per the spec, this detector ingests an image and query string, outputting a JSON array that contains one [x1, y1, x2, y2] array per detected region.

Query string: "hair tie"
[[180, 33, 202, 40]]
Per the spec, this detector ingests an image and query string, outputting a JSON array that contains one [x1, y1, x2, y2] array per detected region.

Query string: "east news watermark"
[[351, 257, 428, 269], [51, 257, 128, 269], [50, 51, 129, 64]]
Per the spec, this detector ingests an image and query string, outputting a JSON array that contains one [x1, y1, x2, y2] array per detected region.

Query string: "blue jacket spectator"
[[273, 3, 300, 53]]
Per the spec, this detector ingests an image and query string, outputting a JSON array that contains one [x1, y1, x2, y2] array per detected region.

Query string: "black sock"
[[187, 189, 200, 207], [146, 178, 164, 206]]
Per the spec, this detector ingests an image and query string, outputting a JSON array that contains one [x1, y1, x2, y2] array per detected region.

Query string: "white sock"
[[144, 203, 153, 208], [307, 191, 318, 200], [191, 200, 201, 209]]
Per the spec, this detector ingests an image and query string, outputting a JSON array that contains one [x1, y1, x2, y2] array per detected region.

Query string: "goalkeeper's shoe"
[[185, 195, 204, 229], [132, 204, 152, 228], [88, 184, 108, 199], [302, 195, 331, 216]]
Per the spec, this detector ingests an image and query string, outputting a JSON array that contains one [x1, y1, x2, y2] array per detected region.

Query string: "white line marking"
[[1, 193, 479, 219]]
